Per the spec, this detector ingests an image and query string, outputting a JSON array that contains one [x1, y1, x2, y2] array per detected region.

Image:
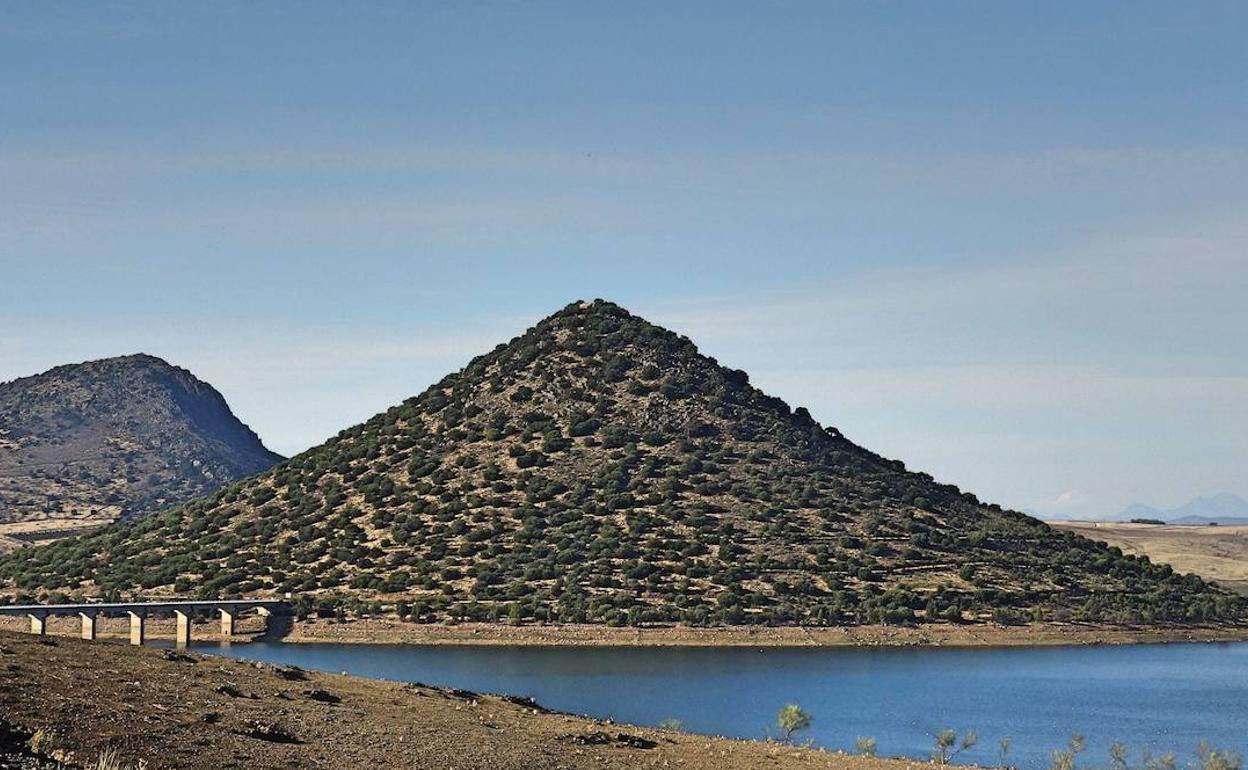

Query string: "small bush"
[[776, 703, 812, 743]]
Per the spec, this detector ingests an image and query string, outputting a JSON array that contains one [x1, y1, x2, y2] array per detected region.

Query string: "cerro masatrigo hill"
[[2, 302, 1242, 627]]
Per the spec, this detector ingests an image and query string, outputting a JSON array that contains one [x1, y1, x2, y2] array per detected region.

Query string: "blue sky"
[[2, 2, 1245, 518]]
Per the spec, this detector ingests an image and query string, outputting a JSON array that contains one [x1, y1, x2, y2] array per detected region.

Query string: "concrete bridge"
[[0, 600, 285, 647]]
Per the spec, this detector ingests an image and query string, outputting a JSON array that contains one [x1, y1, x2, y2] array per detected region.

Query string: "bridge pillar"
[[219, 608, 238, 638], [174, 610, 192, 648], [79, 611, 97, 641], [27, 612, 46, 636], [127, 611, 146, 646]]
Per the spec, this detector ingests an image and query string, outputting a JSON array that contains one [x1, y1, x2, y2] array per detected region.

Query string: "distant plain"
[[1051, 521, 1248, 596]]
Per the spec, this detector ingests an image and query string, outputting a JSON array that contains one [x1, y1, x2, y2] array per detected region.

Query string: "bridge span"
[[0, 599, 285, 646]]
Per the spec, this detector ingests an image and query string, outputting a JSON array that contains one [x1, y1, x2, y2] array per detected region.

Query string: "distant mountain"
[[0, 355, 282, 528], [1119, 503, 1165, 521], [1170, 494, 1248, 519], [2, 303, 1241, 626], [1117, 494, 1248, 525]]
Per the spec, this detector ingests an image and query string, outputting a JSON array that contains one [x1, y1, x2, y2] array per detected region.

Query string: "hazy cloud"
[[635, 212, 1248, 517]]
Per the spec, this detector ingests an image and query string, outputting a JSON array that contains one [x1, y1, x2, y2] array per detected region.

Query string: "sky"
[[1, 1, 1245, 519]]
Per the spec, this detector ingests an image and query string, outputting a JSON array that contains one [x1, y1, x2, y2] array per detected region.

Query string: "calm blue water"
[[165, 639, 1248, 768]]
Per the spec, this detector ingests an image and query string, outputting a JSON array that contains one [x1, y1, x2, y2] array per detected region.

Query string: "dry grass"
[[1051, 521, 1248, 595], [94, 747, 149, 770]]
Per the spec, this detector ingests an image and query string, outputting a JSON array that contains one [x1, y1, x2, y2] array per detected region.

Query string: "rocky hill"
[[2, 303, 1241, 626], [0, 355, 281, 539]]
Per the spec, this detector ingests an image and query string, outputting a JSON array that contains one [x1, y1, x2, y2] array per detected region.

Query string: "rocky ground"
[[0, 630, 931, 770]]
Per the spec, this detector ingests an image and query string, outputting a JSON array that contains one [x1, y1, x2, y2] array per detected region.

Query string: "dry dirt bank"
[[0, 630, 928, 770], [277, 618, 1248, 647], [2, 615, 1243, 649]]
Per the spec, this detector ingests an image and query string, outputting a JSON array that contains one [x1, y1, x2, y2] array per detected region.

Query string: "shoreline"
[[3, 615, 1244, 649], [270, 618, 1248, 648]]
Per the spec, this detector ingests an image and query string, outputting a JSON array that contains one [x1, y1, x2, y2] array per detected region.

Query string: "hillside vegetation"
[[1, 302, 1242, 627], [0, 355, 281, 537]]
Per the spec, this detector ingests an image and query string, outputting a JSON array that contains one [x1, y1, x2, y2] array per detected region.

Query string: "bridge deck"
[[0, 599, 284, 617]]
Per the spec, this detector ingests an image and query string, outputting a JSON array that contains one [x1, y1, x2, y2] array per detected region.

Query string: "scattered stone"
[[562, 732, 657, 750], [500, 695, 554, 713], [234, 720, 300, 744], [615, 734, 659, 750], [304, 689, 341, 705], [274, 666, 308, 681], [213, 684, 245, 698]]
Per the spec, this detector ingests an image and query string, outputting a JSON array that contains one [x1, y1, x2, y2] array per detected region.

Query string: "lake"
[[167, 639, 1248, 768]]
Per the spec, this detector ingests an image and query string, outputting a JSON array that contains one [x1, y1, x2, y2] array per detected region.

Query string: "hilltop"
[[1, 302, 1242, 627], [0, 355, 281, 544]]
